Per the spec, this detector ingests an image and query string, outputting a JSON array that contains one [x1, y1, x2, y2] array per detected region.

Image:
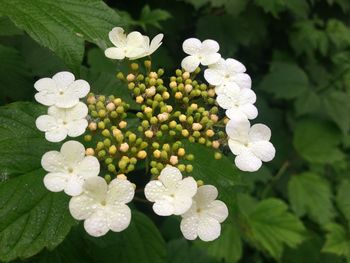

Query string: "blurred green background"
[[1, 0, 350, 262]]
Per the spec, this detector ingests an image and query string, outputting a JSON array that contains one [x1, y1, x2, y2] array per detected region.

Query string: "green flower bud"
[[127, 164, 135, 172], [175, 69, 182, 76], [140, 141, 148, 149], [102, 129, 110, 137], [116, 106, 124, 113], [118, 160, 127, 170], [108, 164, 116, 172], [96, 142, 104, 150], [169, 130, 176, 136], [128, 133, 137, 142], [131, 62, 139, 71], [188, 136, 195, 143], [105, 157, 113, 165], [84, 135, 92, 142], [98, 150, 106, 158], [177, 164, 186, 172], [214, 152, 222, 160], [161, 124, 169, 131], [103, 138, 111, 147], [158, 68, 164, 76], [116, 72, 125, 80], [186, 164, 193, 173], [151, 167, 159, 175], [186, 154, 194, 161], [98, 121, 105, 130], [104, 174, 112, 183]]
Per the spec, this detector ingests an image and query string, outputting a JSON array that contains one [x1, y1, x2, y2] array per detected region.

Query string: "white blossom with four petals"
[[226, 117, 275, 172], [216, 84, 258, 120], [144, 166, 197, 216], [180, 185, 228, 242], [204, 58, 252, 94], [69, 176, 135, 237], [132, 33, 164, 59], [36, 102, 88, 142], [34, 71, 90, 108], [181, 38, 221, 73], [41, 141, 100, 196]]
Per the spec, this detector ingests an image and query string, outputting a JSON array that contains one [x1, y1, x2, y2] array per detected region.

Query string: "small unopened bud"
[[182, 72, 190, 80], [85, 148, 95, 156], [224, 117, 229, 125], [197, 180, 204, 187], [166, 105, 173, 113], [206, 129, 215, 137], [157, 112, 169, 122], [126, 74, 135, 82], [106, 102, 115, 111], [181, 129, 189, 137], [170, 81, 177, 89], [175, 92, 183, 99], [212, 140, 220, 149], [136, 96, 144, 104], [119, 121, 127, 129], [190, 103, 198, 110], [117, 174, 127, 180], [192, 123, 203, 131], [113, 98, 122, 106], [87, 95, 96, 104], [137, 150, 147, 159], [145, 130, 154, 138], [185, 84, 193, 93], [170, 155, 178, 165], [186, 164, 193, 173], [208, 89, 216, 97], [179, 114, 187, 122], [149, 71, 158, 78], [144, 107, 153, 114], [109, 145, 117, 154], [178, 148, 185, 157], [214, 152, 222, 159], [120, 143, 129, 152], [88, 122, 97, 131], [162, 92, 170, 100], [153, 150, 161, 158], [145, 86, 156, 97], [210, 114, 219, 123]]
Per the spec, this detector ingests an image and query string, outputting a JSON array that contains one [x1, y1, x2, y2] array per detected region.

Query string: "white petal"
[[43, 172, 68, 192], [226, 58, 246, 73], [235, 150, 262, 172], [201, 53, 221, 66], [173, 196, 193, 215], [60, 140, 85, 166], [77, 156, 100, 178], [66, 102, 88, 120], [107, 178, 135, 204], [250, 141, 275, 162], [66, 119, 88, 137], [153, 199, 175, 216], [239, 104, 258, 120], [183, 38, 202, 55], [249, 124, 271, 142], [149, 33, 164, 54], [197, 217, 221, 241], [216, 94, 234, 109], [41, 151, 65, 172], [84, 210, 109, 237], [228, 138, 246, 155], [83, 176, 108, 202], [232, 73, 252, 89], [69, 194, 98, 220], [64, 174, 84, 196], [126, 47, 146, 59], [204, 200, 228, 223], [105, 47, 126, 60], [34, 91, 58, 107], [45, 127, 68, 142], [204, 68, 224, 86], [34, 78, 56, 91], [180, 216, 199, 240], [108, 27, 126, 47], [67, 80, 90, 99], [144, 180, 166, 202], [176, 177, 197, 198], [159, 166, 182, 188], [201, 39, 220, 53], [126, 31, 145, 45], [36, 115, 58, 132], [106, 204, 131, 232], [225, 118, 250, 140], [238, 88, 256, 104], [55, 93, 79, 108], [52, 71, 75, 88], [195, 185, 218, 206], [181, 55, 200, 73]]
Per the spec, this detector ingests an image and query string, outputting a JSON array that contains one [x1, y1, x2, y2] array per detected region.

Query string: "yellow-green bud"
[[84, 135, 92, 142], [186, 164, 193, 173], [109, 145, 117, 155], [102, 129, 110, 137], [214, 152, 222, 160], [178, 148, 185, 157], [177, 164, 186, 172], [116, 72, 124, 80]]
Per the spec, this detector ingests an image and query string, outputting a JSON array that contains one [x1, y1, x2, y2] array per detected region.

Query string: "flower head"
[[181, 38, 221, 73], [226, 117, 275, 172], [132, 33, 164, 59], [144, 166, 197, 216], [204, 58, 251, 93], [41, 141, 100, 196], [69, 176, 135, 237], [36, 102, 88, 142], [34, 71, 90, 108], [216, 85, 258, 120], [180, 185, 228, 242]]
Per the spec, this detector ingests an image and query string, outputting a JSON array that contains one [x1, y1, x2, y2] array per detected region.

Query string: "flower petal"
[[225, 117, 250, 141], [204, 200, 228, 223], [108, 27, 126, 47], [84, 210, 109, 237], [197, 217, 221, 241], [201, 39, 220, 53], [195, 185, 218, 206], [64, 174, 84, 196], [52, 71, 75, 88], [149, 33, 164, 54], [107, 204, 131, 232], [238, 88, 256, 104], [60, 140, 85, 166], [105, 47, 126, 60], [182, 38, 202, 55], [232, 73, 252, 89], [228, 138, 246, 155], [204, 68, 223, 86], [41, 151, 65, 172], [235, 149, 262, 172], [66, 102, 88, 120], [237, 104, 258, 120], [83, 176, 108, 202], [66, 119, 88, 137], [36, 115, 58, 132], [107, 178, 135, 204], [216, 94, 234, 109], [250, 141, 275, 162], [67, 80, 90, 99], [126, 31, 144, 45], [226, 58, 246, 73], [180, 216, 199, 240], [153, 199, 175, 216], [159, 166, 182, 188], [249, 124, 271, 142], [201, 53, 221, 66], [34, 91, 58, 106], [45, 127, 67, 143], [176, 176, 197, 198], [173, 196, 193, 215], [69, 194, 98, 220], [43, 172, 68, 192], [144, 180, 167, 202], [34, 78, 56, 91], [77, 156, 100, 178], [181, 55, 200, 73]]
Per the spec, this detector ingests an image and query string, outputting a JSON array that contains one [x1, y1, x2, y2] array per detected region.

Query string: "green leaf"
[[293, 119, 344, 164], [321, 91, 350, 134], [138, 5, 171, 30], [259, 62, 310, 99], [195, 223, 242, 262], [84, 211, 167, 263], [0, 0, 124, 72], [326, 19, 350, 50], [255, 0, 309, 18], [294, 90, 321, 116], [336, 180, 350, 223], [0, 169, 75, 262], [322, 223, 350, 261], [239, 197, 306, 260], [0, 45, 33, 105], [0, 17, 22, 36], [288, 172, 334, 225]]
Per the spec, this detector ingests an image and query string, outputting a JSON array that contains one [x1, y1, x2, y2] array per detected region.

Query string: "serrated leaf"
[[293, 119, 344, 164], [336, 180, 350, 223], [294, 90, 321, 116], [255, 0, 309, 18], [321, 91, 350, 134], [240, 198, 306, 260], [138, 5, 171, 30], [288, 172, 334, 225], [259, 62, 310, 99], [326, 19, 350, 50], [0, 0, 124, 72], [322, 223, 350, 260], [0, 169, 76, 262]]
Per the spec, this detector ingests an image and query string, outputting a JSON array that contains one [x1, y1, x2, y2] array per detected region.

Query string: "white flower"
[[69, 176, 135, 237], [132, 33, 164, 59], [216, 84, 258, 120], [34, 71, 90, 108], [144, 166, 197, 216], [181, 38, 221, 73], [204, 58, 252, 93], [180, 185, 228, 242], [41, 141, 100, 196], [226, 117, 275, 172], [104, 27, 146, 60], [36, 102, 88, 142]]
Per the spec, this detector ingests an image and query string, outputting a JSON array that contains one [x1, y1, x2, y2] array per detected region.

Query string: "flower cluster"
[[33, 27, 275, 241]]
